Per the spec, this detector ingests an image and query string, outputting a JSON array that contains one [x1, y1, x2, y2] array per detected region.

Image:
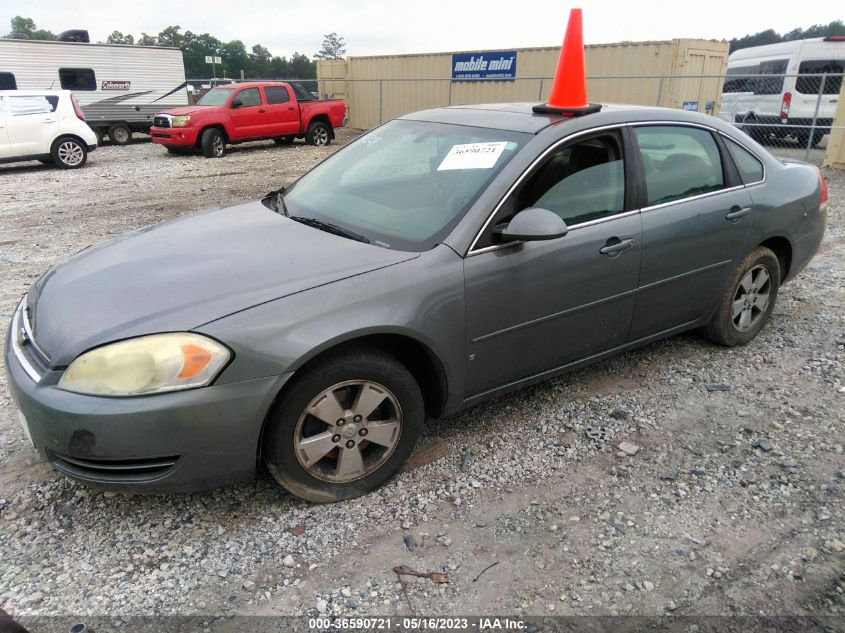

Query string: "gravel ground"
[[0, 134, 843, 629]]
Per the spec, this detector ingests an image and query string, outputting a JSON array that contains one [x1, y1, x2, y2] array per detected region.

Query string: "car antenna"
[[532, 8, 601, 117]]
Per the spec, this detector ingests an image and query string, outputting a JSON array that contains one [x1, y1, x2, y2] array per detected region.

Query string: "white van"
[[718, 37, 845, 147], [0, 90, 98, 169]]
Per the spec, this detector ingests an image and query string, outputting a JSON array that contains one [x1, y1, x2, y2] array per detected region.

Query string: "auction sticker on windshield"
[[438, 142, 508, 171]]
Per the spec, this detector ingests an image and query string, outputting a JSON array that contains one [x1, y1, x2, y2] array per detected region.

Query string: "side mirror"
[[231, 99, 243, 108], [493, 207, 568, 242]]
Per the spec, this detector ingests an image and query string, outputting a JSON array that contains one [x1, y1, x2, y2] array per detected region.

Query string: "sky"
[[2, 0, 842, 59]]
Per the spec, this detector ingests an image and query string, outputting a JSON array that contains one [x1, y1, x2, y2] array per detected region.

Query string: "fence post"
[[379, 80, 383, 125], [448, 80, 452, 106], [656, 77, 664, 107], [538, 77, 544, 101], [804, 73, 827, 161]]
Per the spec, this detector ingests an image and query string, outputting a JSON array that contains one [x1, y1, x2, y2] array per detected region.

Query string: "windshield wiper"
[[289, 216, 370, 244], [262, 187, 289, 216]]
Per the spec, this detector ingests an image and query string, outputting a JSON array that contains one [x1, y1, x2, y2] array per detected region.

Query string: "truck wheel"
[[201, 128, 226, 158], [92, 127, 104, 145], [51, 137, 88, 169], [305, 121, 331, 147], [273, 136, 295, 145], [108, 123, 132, 146]]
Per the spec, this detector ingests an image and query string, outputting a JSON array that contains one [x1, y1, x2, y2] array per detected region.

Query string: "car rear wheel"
[[702, 246, 780, 346], [263, 349, 424, 502], [305, 121, 331, 146], [51, 137, 87, 169], [108, 123, 132, 146], [201, 128, 226, 158]]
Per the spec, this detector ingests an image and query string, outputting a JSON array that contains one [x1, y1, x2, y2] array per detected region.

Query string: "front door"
[[627, 124, 754, 341], [228, 87, 267, 140], [464, 129, 641, 398]]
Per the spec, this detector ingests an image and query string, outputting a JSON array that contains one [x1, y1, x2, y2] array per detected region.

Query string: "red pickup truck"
[[150, 81, 346, 158]]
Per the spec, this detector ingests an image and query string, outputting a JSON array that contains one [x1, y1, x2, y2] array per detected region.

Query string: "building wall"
[[319, 39, 729, 129]]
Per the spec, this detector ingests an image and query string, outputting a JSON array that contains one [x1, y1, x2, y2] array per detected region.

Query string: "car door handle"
[[725, 206, 751, 221], [258, 109, 266, 113], [599, 238, 634, 256], [43, 118, 55, 123]]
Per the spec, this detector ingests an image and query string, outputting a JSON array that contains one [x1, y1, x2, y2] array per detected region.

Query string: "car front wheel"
[[51, 137, 88, 169], [201, 128, 226, 158], [702, 246, 780, 346], [263, 349, 424, 502]]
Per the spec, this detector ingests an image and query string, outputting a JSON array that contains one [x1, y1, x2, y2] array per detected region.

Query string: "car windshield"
[[197, 88, 235, 106], [283, 119, 529, 251]]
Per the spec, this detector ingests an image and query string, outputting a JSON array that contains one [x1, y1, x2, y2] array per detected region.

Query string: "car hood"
[[28, 201, 418, 366], [156, 106, 211, 117]]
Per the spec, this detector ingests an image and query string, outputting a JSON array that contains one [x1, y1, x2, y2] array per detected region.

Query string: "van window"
[[724, 138, 764, 185], [59, 68, 96, 91], [755, 60, 788, 95], [796, 59, 845, 94], [0, 72, 16, 90], [723, 60, 787, 95]]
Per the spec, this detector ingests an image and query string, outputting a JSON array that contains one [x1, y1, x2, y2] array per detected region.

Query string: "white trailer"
[[0, 37, 188, 145]]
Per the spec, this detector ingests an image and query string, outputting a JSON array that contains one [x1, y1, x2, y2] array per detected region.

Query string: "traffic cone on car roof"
[[533, 8, 601, 116]]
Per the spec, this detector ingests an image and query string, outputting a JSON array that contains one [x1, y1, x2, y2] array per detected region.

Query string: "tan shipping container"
[[319, 39, 729, 130]]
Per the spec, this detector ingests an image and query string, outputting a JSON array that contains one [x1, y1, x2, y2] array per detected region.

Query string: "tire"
[[796, 131, 824, 148], [305, 121, 331, 146], [263, 348, 424, 502], [702, 246, 780, 347], [740, 115, 767, 144], [50, 137, 87, 169], [273, 136, 294, 145], [200, 128, 226, 158], [92, 127, 104, 145], [108, 123, 132, 146]]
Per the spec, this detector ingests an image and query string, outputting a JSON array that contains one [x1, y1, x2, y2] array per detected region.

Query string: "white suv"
[[0, 90, 98, 169]]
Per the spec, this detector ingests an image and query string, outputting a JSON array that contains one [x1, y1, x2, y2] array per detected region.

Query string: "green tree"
[[314, 32, 345, 60], [157, 25, 184, 48], [4, 15, 56, 40], [107, 30, 134, 45], [290, 52, 317, 78], [137, 32, 158, 46], [250, 44, 273, 77], [220, 39, 248, 78]]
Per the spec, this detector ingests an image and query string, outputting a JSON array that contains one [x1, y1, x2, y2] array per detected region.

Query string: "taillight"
[[818, 167, 828, 210], [71, 94, 85, 121], [780, 92, 791, 123]]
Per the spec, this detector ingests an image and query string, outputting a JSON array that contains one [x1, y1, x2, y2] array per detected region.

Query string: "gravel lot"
[[0, 134, 843, 629]]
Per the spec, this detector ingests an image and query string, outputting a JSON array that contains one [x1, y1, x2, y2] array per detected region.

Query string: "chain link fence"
[[313, 73, 844, 166]]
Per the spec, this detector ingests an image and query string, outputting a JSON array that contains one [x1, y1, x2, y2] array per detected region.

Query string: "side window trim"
[[631, 121, 743, 212], [467, 123, 632, 256], [718, 132, 767, 186]]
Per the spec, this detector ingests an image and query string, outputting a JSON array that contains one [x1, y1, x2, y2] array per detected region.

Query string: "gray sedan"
[[5, 103, 827, 501]]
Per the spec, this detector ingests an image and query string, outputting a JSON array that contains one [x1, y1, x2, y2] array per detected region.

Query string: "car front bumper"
[[150, 126, 201, 147], [5, 306, 290, 492]]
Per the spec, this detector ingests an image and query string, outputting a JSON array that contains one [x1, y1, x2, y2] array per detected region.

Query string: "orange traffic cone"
[[533, 8, 601, 116]]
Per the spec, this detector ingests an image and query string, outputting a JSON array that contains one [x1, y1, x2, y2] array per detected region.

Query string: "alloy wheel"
[[731, 264, 771, 332], [313, 126, 329, 146], [294, 380, 402, 483], [57, 142, 84, 166]]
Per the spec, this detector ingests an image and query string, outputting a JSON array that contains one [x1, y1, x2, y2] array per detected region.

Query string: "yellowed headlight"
[[58, 333, 229, 396], [171, 115, 191, 127]]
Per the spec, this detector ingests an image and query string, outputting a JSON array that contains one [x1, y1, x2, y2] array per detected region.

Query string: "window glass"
[[0, 72, 16, 90], [235, 87, 261, 107], [290, 82, 314, 101], [4, 95, 58, 115], [724, 137, 764, 184], [284, 119, 528, 251], [59, 68, 96, 91], [755, 59, 787, 95], [264, 86, 290, 105], [722, 60, 787, 95], [197, 87, 235, 106], [634, 126, 725, 206], [516, 135, 625, 226], [796, 59, 845, 94]]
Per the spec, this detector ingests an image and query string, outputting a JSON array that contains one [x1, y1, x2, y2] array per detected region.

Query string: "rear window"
[[264, 86, 290, 105], [796, 59, 845, 94], [59, 68, 96, 91], [0, 72, 16, 90], [2, 95, 59, 115], [723, 60, 788, 95]]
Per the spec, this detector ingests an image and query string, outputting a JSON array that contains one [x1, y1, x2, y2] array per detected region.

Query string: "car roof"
[[399, 102, 730, 135]]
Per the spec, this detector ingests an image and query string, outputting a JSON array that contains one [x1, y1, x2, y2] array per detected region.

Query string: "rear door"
[[0, 97, 11, 158], [464, 127, 642, 397], [4, 94, 60, 157], [262, 85, 300, 136], [228, 87, 266, 140], [627, 123, 753, 341]]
